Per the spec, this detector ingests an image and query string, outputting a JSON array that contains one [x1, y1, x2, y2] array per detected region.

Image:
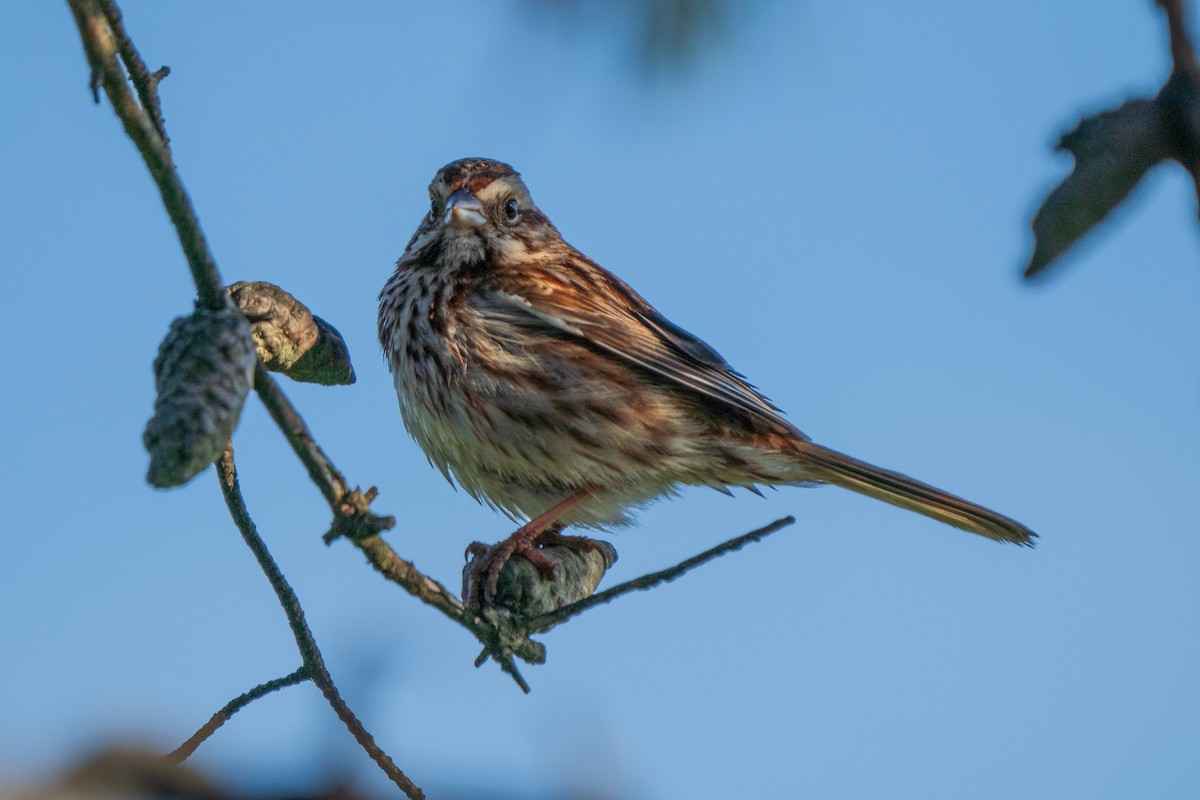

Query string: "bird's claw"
[[465, 536, 558, 608]]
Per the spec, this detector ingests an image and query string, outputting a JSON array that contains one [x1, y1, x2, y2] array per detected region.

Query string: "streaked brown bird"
[[379, 158, 1035, 604]]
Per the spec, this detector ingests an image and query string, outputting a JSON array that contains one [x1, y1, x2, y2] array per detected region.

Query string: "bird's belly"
[[391, 335, 709, 523], [386, 310, 804, 526]]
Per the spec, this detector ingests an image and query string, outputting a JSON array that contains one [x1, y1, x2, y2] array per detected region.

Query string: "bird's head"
[[405, 157, 562, 270]]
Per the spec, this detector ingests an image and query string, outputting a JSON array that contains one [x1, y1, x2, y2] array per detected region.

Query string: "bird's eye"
[[430, 195, 440, 218], [504, 198, 519, 222]]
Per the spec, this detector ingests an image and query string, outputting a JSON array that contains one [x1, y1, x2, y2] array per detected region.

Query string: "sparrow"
[[379, 158, 1035, 604]]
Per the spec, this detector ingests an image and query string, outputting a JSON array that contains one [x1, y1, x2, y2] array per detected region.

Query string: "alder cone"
[[227, 280, 355, 386], [228, 280, 318, 370], [143, 305, 255, 488]]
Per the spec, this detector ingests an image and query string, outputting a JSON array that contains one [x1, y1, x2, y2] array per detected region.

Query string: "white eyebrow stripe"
[[475, 176, 527, 203]]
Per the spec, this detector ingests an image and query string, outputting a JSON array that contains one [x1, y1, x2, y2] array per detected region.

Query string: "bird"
[[378, 157, 1035, 605]]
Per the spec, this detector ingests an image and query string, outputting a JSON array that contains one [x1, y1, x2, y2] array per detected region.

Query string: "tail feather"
[[793, 442, 1036, 546]]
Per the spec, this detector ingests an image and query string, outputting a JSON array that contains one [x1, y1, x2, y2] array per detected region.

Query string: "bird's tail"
[[789, 441, 1036, 546]]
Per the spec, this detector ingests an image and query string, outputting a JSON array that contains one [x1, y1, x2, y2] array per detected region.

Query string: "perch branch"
[[523, 516, 795, 634], [214, 447, 424, 799], [352, 523, 540, 691]]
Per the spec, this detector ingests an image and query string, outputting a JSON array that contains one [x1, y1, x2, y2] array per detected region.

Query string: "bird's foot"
[[464, 489, 601, 608], [464, 523, 561, 608]]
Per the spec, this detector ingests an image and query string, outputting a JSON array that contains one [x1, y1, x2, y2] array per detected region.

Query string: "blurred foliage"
[[2, 746, 615, 800], [523, 0, 741, 72], [1024, 0, 1200, 279], [1025, 100, 1169, 277]]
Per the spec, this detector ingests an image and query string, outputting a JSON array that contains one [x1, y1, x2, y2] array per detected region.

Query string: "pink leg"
[[465, 489, 595, 607]]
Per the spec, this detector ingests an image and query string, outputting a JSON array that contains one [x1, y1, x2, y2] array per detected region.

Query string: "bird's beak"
[[444, 188, 485, 228]]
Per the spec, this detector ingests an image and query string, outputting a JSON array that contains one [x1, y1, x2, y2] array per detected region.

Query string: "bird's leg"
[[465, 488, 595, 607]]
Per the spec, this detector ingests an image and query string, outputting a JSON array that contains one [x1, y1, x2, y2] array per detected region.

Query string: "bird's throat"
[[442, 231, 487, 271]]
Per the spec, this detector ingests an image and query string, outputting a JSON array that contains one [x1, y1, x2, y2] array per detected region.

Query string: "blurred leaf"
[[1025, 98, 1170, 277], [49, 748, 224, 800], [639, 0, 728, 68], [524, 0, 737, 72]]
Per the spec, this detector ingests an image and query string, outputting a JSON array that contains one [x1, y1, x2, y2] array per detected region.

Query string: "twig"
[[95, 0, 171, 150], [252, 363, 395, 540], [353, 534, 464, 622], [252, 363, 348, 510], [358, 512, 796, 689], [523, 516, 795, 635], [168, 667, 310, 762], [214, 447, 424, 799], [66, 0, 223, 311]]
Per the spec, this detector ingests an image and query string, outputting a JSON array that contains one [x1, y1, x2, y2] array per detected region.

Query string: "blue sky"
[[3, 2, 1199, 798]]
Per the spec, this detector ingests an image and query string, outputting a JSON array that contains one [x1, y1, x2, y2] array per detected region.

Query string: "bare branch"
[[354, 513, 796, 691], [95, 0, 171, 149], [168, 667, 310, 763], [353, 534, 466, 625], [251, 364, 395, 540], [65, 0, 224, 311], [213, 447, 424, 799], [524, 516, 795, 634]]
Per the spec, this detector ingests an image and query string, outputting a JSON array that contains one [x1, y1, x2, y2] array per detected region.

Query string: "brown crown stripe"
[[436, 158, 519, 194]]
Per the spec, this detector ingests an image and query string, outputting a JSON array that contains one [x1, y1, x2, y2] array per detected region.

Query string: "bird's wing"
[[480, 262, 806, 438]]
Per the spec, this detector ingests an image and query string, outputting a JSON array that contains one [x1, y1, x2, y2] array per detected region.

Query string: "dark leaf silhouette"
[[1025, 100, 1169, 277]]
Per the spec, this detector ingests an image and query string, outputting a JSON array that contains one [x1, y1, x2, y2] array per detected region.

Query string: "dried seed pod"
[[143, 306, 256, 488], [227, 281, 355, 385], [465, 540, 618, 618]]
